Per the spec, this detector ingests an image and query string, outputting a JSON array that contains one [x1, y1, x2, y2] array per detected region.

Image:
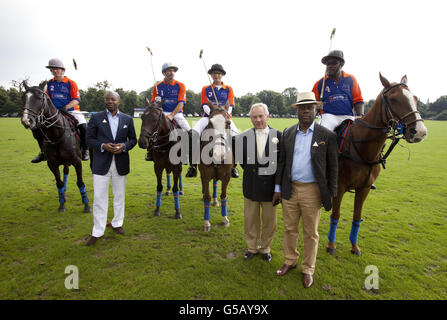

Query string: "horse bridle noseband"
[[23, 87, 61, 129]]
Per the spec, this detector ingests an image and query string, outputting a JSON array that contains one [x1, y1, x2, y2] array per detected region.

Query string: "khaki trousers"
[[281, 181, 322, 275], [244, 197, 277, 254]]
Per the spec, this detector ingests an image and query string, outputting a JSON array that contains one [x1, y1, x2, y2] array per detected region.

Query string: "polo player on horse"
[[31, 58, 89, 163]]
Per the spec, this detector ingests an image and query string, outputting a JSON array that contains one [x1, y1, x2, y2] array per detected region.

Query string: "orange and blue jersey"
[[312, 71, 363, 116], [200, 83, 234, 117], [46, 76, 80, 111], [151, 80, 186, 113]]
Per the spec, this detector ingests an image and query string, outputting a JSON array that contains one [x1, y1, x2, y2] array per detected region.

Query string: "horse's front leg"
[[73, 160, 91, 213], [220, 174, 230, 227], [48, 162, 65, 212], [153, 164, 163, 217], [212, 178, 219, 207], [202, 176, 212, 232], [327, 187, 345, 255], [172, 166, 182, 219], [165, 172, 171, 196], [350, 187, 370, 256]]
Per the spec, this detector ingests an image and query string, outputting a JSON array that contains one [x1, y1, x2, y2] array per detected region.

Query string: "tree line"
[[1, 80, 447, 120]]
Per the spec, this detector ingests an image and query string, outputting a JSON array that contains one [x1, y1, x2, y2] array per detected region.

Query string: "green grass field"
[[0, 117, 446, 300]]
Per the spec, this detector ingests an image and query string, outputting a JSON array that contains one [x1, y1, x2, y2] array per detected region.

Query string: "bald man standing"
[[85, 91, 137, 246]]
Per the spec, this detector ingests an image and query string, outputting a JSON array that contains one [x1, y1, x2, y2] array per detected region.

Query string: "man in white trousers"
[[85, 91, 137, 246]]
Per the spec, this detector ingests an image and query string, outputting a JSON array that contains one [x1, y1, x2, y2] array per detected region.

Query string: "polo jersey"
[[312, 71, 363, 116], [46, 76, 80, 111], [151, 80, 186, 113], [200, 83, 235, 117]]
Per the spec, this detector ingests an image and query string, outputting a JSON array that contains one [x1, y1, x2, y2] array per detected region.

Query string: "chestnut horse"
[[21, 81, 91, 213], [138, 98, 183, 219], [199, 101, 233, 232], [327, 73, 427, 256]]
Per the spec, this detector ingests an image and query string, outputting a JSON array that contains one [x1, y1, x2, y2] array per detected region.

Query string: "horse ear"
[[145, 97, 151, 106], [379, 72, 391, 89], [23, 80, 29, 91], [207, 99, 215, 109], [225, 99, 230, 109], [400, 75, 408, 85], [40, 81, 47, 92]]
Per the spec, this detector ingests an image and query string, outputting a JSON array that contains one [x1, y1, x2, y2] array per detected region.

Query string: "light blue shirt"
[[101, 109, 125, 152], [275, 122, 316, 193]]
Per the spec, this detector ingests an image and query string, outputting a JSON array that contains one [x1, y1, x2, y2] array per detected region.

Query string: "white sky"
[[0, 0, 445, 102]]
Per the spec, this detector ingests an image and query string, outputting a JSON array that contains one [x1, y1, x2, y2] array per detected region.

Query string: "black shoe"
[[145, 150, 153, 161], [261, 253, 272, 263], [244, 251, 257, 260], [82, 149, 89, 161], [31, 152, 45, 163], [370, 184, 377, 190], [231, 167, 239, 178], [185, 165, 197, 178]]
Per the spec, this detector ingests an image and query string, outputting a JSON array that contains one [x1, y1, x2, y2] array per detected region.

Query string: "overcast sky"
[[1, 0, 445, 102]]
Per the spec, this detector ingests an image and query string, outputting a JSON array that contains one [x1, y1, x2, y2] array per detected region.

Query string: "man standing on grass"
[[85, 91, 137, 246]]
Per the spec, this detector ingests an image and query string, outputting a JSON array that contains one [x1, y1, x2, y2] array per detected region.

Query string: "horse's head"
[[138, 97, 165, 149], [379, 73, 427, 143], [21, 81, 48, 130], [206, 99, 231, 163]]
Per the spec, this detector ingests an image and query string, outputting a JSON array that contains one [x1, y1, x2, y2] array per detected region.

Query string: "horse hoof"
[[326, 247, 337, 255], [212, 200, 220, 207], [222, 217, 230, 227], [351, 249, 362, 256], [179, 191, 184, 196], [165, 191, 171, 196], [83, 205, 91, 213], [175, 212, 182, 219], [204, 221, 211, 232], [154, 208, 161, 217], [58, 206, 66, 213]]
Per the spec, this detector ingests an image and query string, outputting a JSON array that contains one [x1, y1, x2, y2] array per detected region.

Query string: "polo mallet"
[[320, 28, 336, 100], [72, 58, 78, 71], [199, 49, 219, 106], [146, 47, 158, 95]]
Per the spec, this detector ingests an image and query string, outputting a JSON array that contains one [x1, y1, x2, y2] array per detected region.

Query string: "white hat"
[[161, 62, 178, 73], [293, 92, 323, 107], [46, 58, 65, 69]]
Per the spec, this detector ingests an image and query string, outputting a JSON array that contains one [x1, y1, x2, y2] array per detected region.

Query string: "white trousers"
[[192, 117, 239, 136], [69, 110, 87, 125], [318, 113, 354, 132], [92, 157, 126, 237], [163, 112, 190, 131]]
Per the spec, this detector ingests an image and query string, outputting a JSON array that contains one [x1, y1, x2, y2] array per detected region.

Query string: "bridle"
[[140, 105, 175, 151]]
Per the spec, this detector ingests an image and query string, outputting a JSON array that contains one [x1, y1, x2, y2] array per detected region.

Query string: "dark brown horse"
[[138, 98, 183, 219], [199, 100, 233, 232], [21, 81, 91, 213], [327, 73, 427, 255]]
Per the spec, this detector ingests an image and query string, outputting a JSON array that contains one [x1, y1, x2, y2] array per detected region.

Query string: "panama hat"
[[321, 50, 345, 66], [293, 92, 323, 107], [161, 62, 178, 73], [208, 64, 226, 75], [46, 58, 65, 70]]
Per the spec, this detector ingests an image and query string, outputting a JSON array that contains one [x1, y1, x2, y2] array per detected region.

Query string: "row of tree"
[[1, 80, 447, 120]]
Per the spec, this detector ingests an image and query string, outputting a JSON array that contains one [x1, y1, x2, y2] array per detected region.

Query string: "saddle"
[[60, 109, 80, 141], [334, 119, 353, 152]]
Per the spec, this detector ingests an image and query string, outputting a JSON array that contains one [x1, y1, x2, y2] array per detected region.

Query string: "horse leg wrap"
[[166, 174, 171, 189], [78, 184, 89, 204], [204, 202, 211, 221], [57, 187, 65, 204], [179, 175, 183, 190], [63, 174, 69, 192], [221, 197, 228, 217], [349, 219, 363, 244], [156, 192, 162, 207], [173, 191, 180, 210], [213, 180, 218, 199], [328, 218, 339, 242]]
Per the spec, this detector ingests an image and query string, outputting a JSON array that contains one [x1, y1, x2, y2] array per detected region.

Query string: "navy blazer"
[[86, 110, 137, 176]]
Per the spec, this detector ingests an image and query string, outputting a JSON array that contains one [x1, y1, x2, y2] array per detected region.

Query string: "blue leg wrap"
[[78, 184, 89, 204], [328, 218, 339, 242], [166, 174, 171, 189], [173, 191, 180, 210], [213, 179, 218, 199], [221, 197, 228, 217], [179, 175, 183, 190], [204, 202, 211, 220], [57, 187, 65, 204], [349, 219, 363, 244], [156, 192, 162, 207], [63, 174, 69, 192]]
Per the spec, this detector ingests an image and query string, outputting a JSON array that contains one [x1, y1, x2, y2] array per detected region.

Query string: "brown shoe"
[[112, 226, 125, 235], [275, 263, 296, 276], [86, 236, 99, 246], [302, 273, 314, 288]]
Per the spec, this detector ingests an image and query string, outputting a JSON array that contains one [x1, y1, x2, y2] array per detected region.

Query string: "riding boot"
[[78, 124, 89, 161], [230, 135, 239, 178], [31, 128, 45, 163], [185, 129, 197, 177]]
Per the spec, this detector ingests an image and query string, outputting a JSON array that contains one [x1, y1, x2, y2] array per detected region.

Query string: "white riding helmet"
[[161, 62, 178, 73], [46, 58, 65, 70]]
